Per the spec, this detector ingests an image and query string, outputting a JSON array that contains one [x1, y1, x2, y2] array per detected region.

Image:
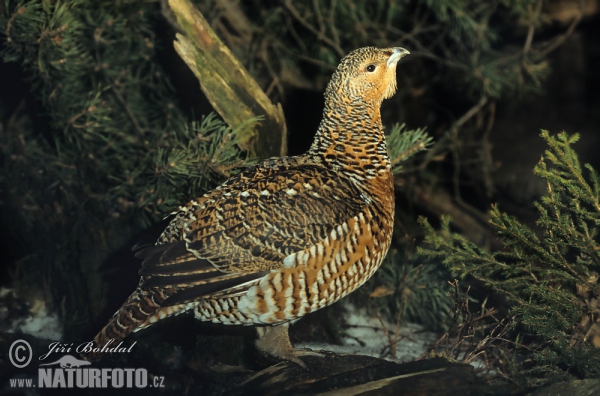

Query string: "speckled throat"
[[309, 83, 391, 183]]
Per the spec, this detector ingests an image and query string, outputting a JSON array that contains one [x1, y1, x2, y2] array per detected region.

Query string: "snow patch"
[[1, 287, 63, 341], [297, 302, 438, 363]]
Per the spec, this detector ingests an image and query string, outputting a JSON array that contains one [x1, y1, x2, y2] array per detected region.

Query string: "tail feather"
[[82, 286, 175, 362], [84, 240, 267, 362]]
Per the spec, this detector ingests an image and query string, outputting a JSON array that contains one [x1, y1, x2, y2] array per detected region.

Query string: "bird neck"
[[308, 98, 391, 181]]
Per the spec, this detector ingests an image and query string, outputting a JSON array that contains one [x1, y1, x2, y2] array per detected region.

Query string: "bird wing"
[[135, 158, 368, 305]]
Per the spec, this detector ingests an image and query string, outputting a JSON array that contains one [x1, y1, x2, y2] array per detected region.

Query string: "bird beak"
[[387, 47, 410, 67]]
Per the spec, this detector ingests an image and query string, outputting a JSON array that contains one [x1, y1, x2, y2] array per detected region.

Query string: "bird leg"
[[255, 322, 323, 369]]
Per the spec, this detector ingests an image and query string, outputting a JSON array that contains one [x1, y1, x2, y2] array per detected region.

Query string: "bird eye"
[[366, 64, 376, 72]]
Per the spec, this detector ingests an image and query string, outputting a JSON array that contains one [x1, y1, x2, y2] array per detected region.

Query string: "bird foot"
[[276, 347, 324, 370], [255, 323, 323, 369]]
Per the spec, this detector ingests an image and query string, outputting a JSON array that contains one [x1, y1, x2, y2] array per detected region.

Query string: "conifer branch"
[[419, 131, 600, 385], [386, 123, 432, 175]]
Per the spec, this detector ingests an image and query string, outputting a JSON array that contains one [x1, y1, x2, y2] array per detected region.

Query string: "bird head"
[[325, 47, 410, 107]]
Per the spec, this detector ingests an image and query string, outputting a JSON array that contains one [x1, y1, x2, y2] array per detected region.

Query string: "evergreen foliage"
[[419, 131, 600, 385], [387, 123, 432, 175], [0, 1, 257, 337]]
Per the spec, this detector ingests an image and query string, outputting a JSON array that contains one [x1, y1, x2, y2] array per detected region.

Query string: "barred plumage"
[[86, 46, 410, 367]]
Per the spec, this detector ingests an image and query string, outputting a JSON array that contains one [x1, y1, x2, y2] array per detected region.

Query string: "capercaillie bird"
[[87, 46, 410, 368]]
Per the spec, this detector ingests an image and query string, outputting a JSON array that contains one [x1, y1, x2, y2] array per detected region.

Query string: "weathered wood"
[[235, 354, 478, 396], [168, 0, 287, 159]]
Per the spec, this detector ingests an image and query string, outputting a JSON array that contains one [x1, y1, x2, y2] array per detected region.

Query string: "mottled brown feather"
[[86, 46, 410, 364]]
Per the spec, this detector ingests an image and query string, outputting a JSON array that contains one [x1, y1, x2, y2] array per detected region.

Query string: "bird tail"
[[81, 240, 266, 362], [82, 286, 174, 362]]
